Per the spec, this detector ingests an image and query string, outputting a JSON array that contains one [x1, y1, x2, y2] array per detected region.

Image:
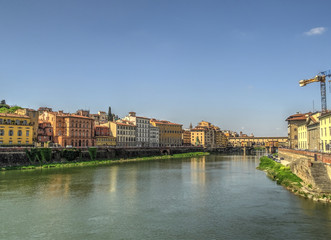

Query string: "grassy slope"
[[257, 156, 302, 189]]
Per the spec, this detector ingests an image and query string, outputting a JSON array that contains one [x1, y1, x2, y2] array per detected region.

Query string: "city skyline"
[[2, 0, 331, 136]]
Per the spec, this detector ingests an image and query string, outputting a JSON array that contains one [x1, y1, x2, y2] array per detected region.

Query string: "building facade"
[[15, 108, 39, 142], [40, 111, 95, 147], [298, 121, 308, 150], [182, 129, 192, 146], [91, 111, 108, 125], [150, 119, 182, 147], [37, 122, 53, 146], [95, 125, 116, 146], [319, 112, 331, 152], [124, 112, 151, 147], [307, 113, 320, 151], [0, 113, 33, 146], [286, 113, 308, 149], [103, 120, 136, 147]]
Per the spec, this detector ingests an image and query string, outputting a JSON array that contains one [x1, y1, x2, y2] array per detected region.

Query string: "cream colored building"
[[102, 120, 136, 147], [298, 121, 308, 150], [319, 112, 331, 152]]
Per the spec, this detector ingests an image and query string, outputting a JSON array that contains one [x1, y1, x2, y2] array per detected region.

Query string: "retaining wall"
[[0, 147, 204, 167], [278, 148, 331, 193]]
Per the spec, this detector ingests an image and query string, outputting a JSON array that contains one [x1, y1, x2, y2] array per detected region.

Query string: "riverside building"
[[150, 119, 182, 147], [102, 120, 136, 147], [0, 113, 33, 146], [39, 111, 95, 147]]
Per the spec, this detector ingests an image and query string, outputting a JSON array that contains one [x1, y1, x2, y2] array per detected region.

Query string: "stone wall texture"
[[0, 147, 205, 168], [279, 148, 331, 193]]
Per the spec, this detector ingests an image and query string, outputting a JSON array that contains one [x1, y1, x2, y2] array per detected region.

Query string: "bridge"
[[228, 136, 288, 153]]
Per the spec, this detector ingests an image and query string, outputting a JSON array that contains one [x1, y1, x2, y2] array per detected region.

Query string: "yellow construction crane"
[[299, 71, 331, 113], [299, 75, 325, 87]]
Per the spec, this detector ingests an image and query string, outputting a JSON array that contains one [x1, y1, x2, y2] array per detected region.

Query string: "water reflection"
[[190, 156, 206, 186], [1, 155, 331, 240], [45, 173, 72, 199]]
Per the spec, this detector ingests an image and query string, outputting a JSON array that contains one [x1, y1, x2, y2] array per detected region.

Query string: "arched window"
[[86, 140, 89, 146]]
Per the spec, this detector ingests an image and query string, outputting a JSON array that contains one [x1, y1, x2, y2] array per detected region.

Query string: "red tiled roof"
[[286, 113, 310, 121], [150, 119, 182, 126]]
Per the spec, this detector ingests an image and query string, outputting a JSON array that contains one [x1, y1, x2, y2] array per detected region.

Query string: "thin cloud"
[[304, 27, 326, 36]]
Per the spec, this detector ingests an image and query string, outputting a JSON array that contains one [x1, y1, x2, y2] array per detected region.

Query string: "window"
[[23, 120, 27, 125], [26, 130, 29, 136], [0, 119, 2, 124], [18, 130, 22, 136], [0, 129, 4, 136], [9, 130, 13, 136]]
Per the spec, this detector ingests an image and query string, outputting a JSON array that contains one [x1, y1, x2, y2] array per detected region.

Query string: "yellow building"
[[319, 112, 331, 152], [150, 119, 182, 147], [96, 136, 116, 146], [0, 113, 33, 146], [298, 121, 308, 150], [190, 121, 228, 147], [15, 108, 39, 143], [286, 113, 308, 149]]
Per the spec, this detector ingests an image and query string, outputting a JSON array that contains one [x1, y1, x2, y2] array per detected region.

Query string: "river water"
[[1, 154, 331, 240]]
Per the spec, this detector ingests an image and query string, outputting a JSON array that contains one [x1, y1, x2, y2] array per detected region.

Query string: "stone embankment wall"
[[279, 148, 331, 193], [0, 147, 205, 168]]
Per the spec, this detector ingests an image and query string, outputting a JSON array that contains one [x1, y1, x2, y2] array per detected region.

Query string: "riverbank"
[[257, 156, 331, 203], [1, 152, 210, 171]]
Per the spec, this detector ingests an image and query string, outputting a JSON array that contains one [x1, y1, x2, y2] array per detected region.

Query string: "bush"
[[25, 148, 42, 164], [258, 156, 302, 188], [39, 148, 52, 163], [88, 147, 97, 161], [61, 149, 80, 161]]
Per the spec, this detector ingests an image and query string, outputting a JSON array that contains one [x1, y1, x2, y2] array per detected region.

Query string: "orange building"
[[40, 111, 95, 147], [37, 121, 53, 145]]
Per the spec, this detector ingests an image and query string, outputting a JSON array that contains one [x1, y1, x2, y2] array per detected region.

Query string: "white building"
[[124, 112, 159, 147]]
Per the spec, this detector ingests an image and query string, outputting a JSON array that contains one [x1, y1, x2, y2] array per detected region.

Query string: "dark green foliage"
[[39, 148, 52, 163], [61, 149, 80, 161], [25, 148, 42, 164], [88, 147, 97, 161]]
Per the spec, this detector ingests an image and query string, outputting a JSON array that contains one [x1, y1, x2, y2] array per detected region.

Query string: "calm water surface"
[[1, 154, 331, 240]]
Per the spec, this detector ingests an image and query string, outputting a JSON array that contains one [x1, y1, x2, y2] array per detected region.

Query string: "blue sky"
[[1, 0, 331, 136]]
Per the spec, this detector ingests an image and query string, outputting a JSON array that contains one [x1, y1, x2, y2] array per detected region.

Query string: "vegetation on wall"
[[39, 148, 52, 163], [61, 149, 81, 161], [88, 147, 97, 161]]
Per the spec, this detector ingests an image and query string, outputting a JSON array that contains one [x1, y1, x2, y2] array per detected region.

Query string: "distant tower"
[[189, 123, 193, 129], [108, 106, 113, 121]]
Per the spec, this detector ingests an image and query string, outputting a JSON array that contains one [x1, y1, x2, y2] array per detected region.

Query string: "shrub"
[[25, 148, 42, 164], [61, 149, 80, 161], [39, 148, 52, 163], [88, 147, 97, 161]]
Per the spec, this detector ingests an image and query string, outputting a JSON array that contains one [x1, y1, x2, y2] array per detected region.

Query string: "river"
[[1, 154, 331, 239]]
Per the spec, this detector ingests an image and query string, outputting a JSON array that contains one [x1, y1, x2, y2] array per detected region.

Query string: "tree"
[[108, 106, 113, 121]]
